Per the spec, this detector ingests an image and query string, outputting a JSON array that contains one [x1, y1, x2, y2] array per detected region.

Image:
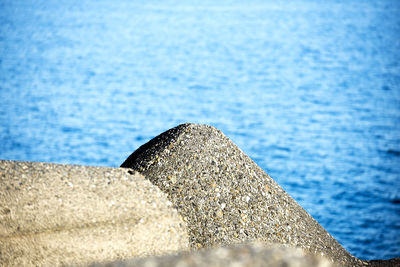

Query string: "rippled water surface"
[[1, 0, 399, 260]]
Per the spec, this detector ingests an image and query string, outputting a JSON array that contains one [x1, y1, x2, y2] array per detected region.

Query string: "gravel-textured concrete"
[[89, 242, 334, 267], [366, 258, 400, 267], [0, 160, 189, 267], [121, 123, 363, 267]]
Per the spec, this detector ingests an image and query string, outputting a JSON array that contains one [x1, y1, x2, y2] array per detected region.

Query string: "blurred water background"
[[1, 0, 399, 260]]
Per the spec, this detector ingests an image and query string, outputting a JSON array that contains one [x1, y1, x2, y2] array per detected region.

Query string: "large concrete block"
[[0, 160, 189, 266], [121, 123, 363, 266]]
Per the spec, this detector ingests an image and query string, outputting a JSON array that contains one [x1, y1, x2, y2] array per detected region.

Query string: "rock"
[[366, 258, 400, 267], [0, 160, 189, 267], [89, 242, 335, 267], [121, 123, 362, 266]]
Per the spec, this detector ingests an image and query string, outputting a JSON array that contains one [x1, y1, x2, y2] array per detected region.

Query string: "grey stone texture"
[[0, 160, 189, 267], [89, 242, 335, 267], [366, 258, 400, 267], [121, 123, 363, 267]]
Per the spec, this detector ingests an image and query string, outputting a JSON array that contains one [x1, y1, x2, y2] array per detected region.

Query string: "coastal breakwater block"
[[0, 160, 189, 267], [121, 123, 362, 267], [91, 242, 334, 267]]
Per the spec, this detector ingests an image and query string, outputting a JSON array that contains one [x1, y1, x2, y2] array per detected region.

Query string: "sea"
[[1, 0, 399, 260]]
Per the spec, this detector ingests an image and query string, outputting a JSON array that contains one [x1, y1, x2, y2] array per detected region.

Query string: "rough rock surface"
[[89, 242, 334, 267], [366, 258, 400, 267], [0, 160, 189, 267], [121, 123, 363, 267]]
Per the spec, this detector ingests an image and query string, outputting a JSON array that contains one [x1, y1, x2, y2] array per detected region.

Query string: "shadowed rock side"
[[0, 160, 189, 267], [366, 258, 400, 267], [121, 123, 363, 267], [88, 242, 335, 267]]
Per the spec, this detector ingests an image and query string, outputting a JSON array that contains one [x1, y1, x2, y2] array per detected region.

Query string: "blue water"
[[1, 0, 399, 260]]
